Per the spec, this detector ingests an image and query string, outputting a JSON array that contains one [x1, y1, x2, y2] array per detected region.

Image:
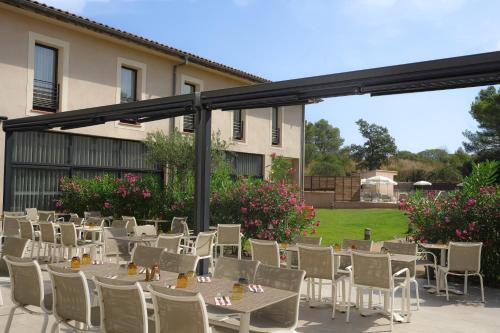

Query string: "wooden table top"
[[420, 243, 448, 250], [51, 262, 297, 314]]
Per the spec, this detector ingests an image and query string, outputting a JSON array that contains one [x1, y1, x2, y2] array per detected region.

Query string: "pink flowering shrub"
[[401, 161, 499, 285], [57, 173, 163, 218]]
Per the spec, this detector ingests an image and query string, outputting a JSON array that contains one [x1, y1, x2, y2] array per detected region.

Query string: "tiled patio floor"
[[0, 275, 498, 332]]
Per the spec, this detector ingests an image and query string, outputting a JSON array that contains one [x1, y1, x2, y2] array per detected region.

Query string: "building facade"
[[0, 0, 304, 211]]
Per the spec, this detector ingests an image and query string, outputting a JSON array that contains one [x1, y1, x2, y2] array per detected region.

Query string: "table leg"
[[239, 312, 250, 333], [155, 222, 160, 235]]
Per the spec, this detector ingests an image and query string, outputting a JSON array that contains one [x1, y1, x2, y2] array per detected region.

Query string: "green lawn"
[[314, 209, 408, 246]]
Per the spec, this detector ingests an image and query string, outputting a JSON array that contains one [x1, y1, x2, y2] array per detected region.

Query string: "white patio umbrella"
[[366, 175, 398, 185], [413, 180, 432, 186]]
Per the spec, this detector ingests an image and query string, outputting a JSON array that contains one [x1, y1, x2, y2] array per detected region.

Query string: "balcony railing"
[[272, 127, 280, 145], [33, 79, 59, 111], [233, 120, 244, 140], [183, 114, 195, 132]]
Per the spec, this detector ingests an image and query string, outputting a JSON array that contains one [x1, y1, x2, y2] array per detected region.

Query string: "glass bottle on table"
[[186, 270, 196, 284], [177, 273, 188, 288], [71, 256, 81, 269], [82, 253, 91, 265], [232, 282, 244, 300], [128, 262, 138, 276]]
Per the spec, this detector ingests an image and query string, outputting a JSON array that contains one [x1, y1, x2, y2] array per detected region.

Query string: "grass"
[[314, 208, 408, 246]]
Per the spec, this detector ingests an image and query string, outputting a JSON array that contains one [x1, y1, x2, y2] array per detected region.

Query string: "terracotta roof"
[[2, 0, 269, 83]]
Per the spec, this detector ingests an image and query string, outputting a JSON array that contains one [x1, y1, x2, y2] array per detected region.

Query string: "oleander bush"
[[400, 161, 500, 285]]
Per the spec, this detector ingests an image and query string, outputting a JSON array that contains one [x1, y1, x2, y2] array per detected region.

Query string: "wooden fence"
[[304, 176, 361, 202]]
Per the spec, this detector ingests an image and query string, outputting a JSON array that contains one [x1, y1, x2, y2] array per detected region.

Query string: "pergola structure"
[[3, 50, 500, 272]]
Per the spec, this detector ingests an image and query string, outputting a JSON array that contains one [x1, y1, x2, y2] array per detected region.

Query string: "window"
[[226, 152, 263, 179], [271, 107, 281, 145], [33, 44, 59, 112], [183, 82, 196, 132], [233, 110, 244, 140], [120, 66, 138, 103]]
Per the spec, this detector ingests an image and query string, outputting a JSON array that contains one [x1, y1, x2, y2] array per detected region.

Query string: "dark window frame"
[[33, 43, 59, 112], [232, 109, 244, 140], [120, 66, 138, 104], [271, 107, 281, 145], [183, 82, 197, 133]]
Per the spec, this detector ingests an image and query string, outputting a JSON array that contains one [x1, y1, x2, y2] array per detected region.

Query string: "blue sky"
[[42, 0, 500, 153]]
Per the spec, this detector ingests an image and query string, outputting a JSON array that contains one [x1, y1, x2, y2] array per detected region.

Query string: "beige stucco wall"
[[0, 4, 303, 211]]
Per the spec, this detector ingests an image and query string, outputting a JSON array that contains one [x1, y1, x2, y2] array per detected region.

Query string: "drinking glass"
[[71, 256, 81, 269], [82, 253, 91, 265], [177, 273, 188, 288], [127, 262, 138, 275], [231, 283, 244, 300]]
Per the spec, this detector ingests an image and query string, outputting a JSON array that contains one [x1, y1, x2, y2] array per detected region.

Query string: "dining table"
[[51, 261, 298, 333], [138, 219, 170, 234], [109, 235, 158, 247]]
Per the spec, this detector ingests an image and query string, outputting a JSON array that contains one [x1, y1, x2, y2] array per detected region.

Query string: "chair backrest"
[[298, 245, 334, 280], [94, 277, 148, 333], [159, 252, 198, 273], [149, 284, 210, 333], [4, 216, 23, 237], [69, 215, 84, 226], [38, 211, 56, 222], [25, 208, 39, 221], [250, 239, 280, 267], [86, 217, 105, 227], [156, 234, 182, 253], [171, 217, 187, 234], [340, 239, 374, 269], [296, 236, 322, 245], [3, 211, 25, 217], [383, 241, 417, 277], [448, 242, 483, 273], [19, 219, 35, 240], [216, 224, 241, 245], [121, 216, 137, 234], [103, 227, 129, 257], [84, 211, 101, 219], [111, 219, 129, 230], [351, 251, 392, 290], [213, 257, 259, 283], [134, 225, 156, 236], [253, 264, 305, 330], [48, 265, 93, 326], [60, 223, 80, 247], [4, 256, 46, 308], [0, 237, 29, 276], [131, 245, 165, 268], [39, 222, 57, 243], [194, 232, 216, 257]]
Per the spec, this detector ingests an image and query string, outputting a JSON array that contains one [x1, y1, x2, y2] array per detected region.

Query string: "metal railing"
[[183, 114, 195, 132], [33, 79, 59, 111], [271, 127, 280, 145], [233, 120, 244, 140]]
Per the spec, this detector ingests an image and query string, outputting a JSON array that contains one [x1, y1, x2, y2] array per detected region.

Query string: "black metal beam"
[[193, 92, 212, 275]]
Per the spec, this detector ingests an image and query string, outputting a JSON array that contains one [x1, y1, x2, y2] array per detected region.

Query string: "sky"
[[40, 0, 500, 153]]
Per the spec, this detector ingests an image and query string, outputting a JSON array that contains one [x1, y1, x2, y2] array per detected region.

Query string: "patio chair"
[[289, 235, 322, 268], [47, 265, 100, 332], [250, 239, 280, 267], [131, 245, 165, 268], [84, 217, 106, 242], [416, 243, 438, 288], [338, 239, 374, 273], [0, 237, 30, 306], [346, 251, 411, 331], [156, 234, 182, 253], [215, 224, 242, 259], [383, 241, 420, 309], [84, 211, 102, 219], [159, 252, 198, 273], [183, 231, 216, 272], [111, 219, 129, 230], [213, 257, 260, 283], [437, 242, 484, 302], [298, 245, 348, 319], [170, 216, 188, 234], [94, 276, 152, 333], [149, 284, 211, 333], [69, 214, 84, 226], [3, 216, 23, 237], [38, 210, 60, 223], [134, 225, 157, 236], [25, 208, 39, 222], [121, 216, 138, 235], [2, 211, 25, 217], [211, 264, 305, 332], [3, 256, 52, 333], [60, 223, 96, 259], [19, 219, 40, 258], [38, 222, 61, 263], [102, 227, 131, 263]]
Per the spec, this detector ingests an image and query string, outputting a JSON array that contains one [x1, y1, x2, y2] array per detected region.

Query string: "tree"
[[305, 119, 344, 155], [463, 86, 500, 161], [308, 154, 346, 176], [350, 119, 397, 170]]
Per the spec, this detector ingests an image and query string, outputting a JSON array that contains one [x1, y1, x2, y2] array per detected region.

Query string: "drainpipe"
[[170, 56, 189, 132], [300, 104, 305, 197]]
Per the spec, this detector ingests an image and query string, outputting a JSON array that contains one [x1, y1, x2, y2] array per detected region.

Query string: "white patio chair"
[[122, 216, 138, 235], [0, 237, 30, 306], [250, 239, 280, 267], [3, 216, 23, 237], [183, 231, 216, 272], [298, 245, 348, 319], [213, 257, 260, 283], [437, 242, 484, 302], [3, 256, 52, 332], [25, 208, 39, 222], [47, 265, 100, 332], [289, 235, 322, 269], [111, 219, 129, 230], [346, 251, 411, 331], [19, 219, 40, 259], [131, 245, 165, 268], [134, 224, 157, 237], [159, 252, 199, 273], [38, 222, 61, 263], [102, 227, 131, 263], [60, 223, 96, 259], [416, 243, 438, 288], [156, 234, 183, 253], [215, 224, 242, 259], [149, 284, 211, 333], [94, 276, 153, 333]]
